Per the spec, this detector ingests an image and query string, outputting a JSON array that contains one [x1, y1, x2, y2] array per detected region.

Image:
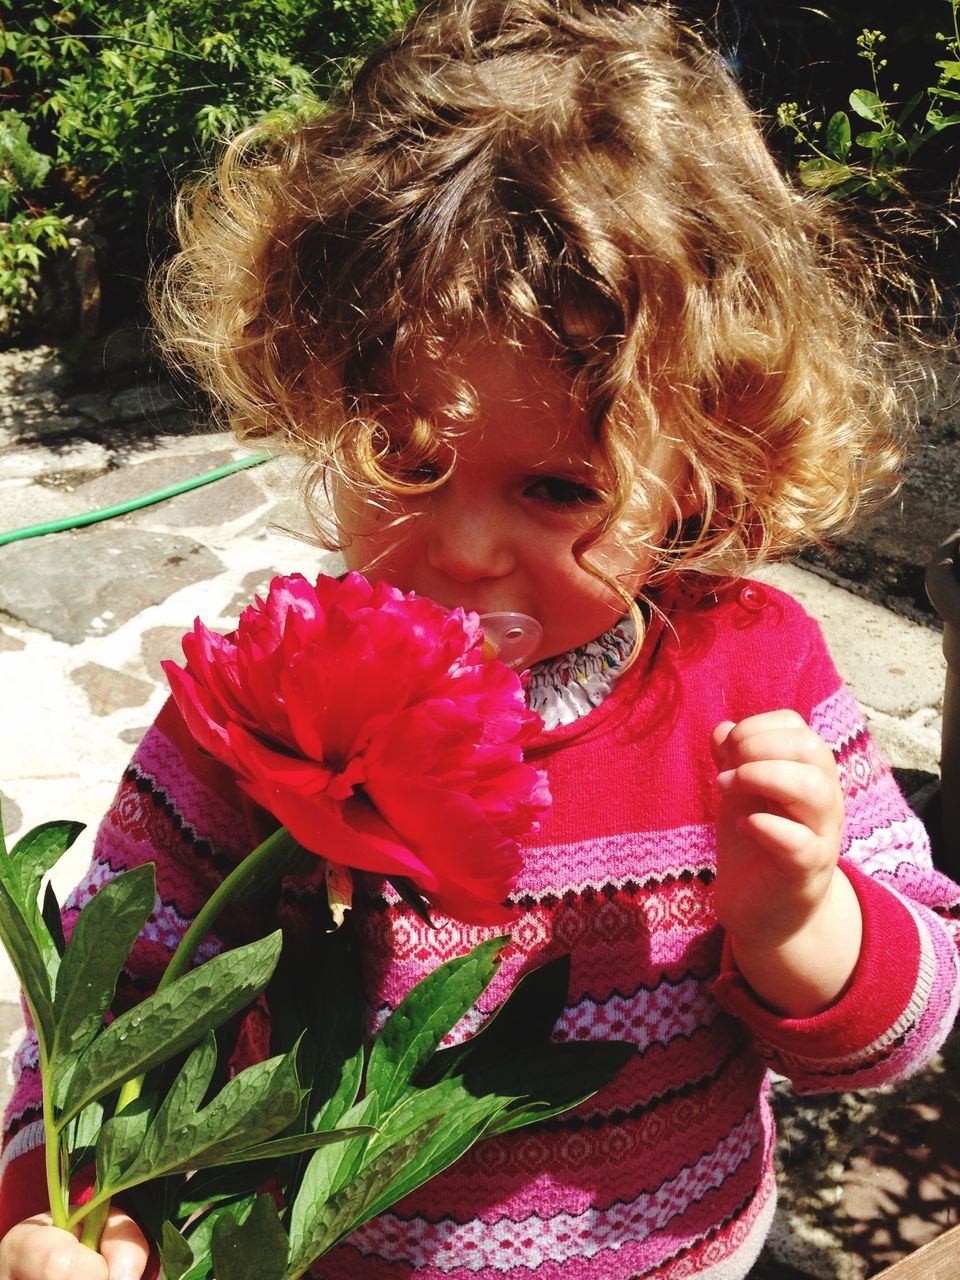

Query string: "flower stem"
[[82, 825, 300, 1249], [161, 825, 299, 991], [41, 1063, 68, 1230], [79, 1201, 109, 1248]]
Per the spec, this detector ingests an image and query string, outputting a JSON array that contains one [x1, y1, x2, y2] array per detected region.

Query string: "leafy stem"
[[84, 826, 301, 1247], [166, 826, 300, 991], [41, 1054, 68, 1229]]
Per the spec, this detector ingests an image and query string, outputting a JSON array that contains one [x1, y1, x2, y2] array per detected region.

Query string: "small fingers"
[[713, 713, 834, 772], [716, 758, 842, 839], [1, 1220, 107, 1280], [735, 808, 823, 865], [99, 1211, 150, 1280]]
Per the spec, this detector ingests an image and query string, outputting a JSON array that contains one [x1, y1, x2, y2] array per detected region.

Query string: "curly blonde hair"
[[154, 0, 903, 593]]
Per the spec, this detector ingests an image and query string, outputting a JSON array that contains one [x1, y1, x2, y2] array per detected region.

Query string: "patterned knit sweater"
[[3, 579, 960, 1280]]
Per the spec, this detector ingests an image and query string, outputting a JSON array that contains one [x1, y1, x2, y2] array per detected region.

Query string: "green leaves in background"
[[0, 0, 421, 327], [778, 1, 960, 199]]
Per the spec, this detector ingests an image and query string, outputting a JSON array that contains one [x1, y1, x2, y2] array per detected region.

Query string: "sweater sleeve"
[[0, 698, 269, 1237], [713, 608, 960, 1094]]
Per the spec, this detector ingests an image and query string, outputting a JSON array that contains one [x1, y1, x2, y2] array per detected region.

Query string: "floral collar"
[[525, 613, 638, 730]]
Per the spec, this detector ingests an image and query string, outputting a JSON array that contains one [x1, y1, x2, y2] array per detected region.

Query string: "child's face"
[[335, 336, 683, 665]]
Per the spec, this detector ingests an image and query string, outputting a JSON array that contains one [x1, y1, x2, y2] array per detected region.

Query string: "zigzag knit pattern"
[[3, 581, 959, 1280]]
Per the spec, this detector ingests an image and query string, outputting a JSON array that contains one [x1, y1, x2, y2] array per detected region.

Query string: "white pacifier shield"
[[479, 612, 543, 669]]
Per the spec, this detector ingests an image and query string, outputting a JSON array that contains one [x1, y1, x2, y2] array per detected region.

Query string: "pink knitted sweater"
[[3, 580, 959, 1280]]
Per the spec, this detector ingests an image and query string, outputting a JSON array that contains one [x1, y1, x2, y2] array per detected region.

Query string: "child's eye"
[[525, 476, 601, 507]]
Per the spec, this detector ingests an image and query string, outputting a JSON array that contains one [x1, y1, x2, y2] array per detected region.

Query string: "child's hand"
[[0, 1211, 149, 1280], [710, 711, 862, 1017]]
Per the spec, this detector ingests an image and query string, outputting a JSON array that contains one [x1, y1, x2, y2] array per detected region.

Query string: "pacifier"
[[479, 612, 543, 670]]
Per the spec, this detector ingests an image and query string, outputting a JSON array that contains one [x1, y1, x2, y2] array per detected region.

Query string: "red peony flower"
[[162, 572, 550, 923]]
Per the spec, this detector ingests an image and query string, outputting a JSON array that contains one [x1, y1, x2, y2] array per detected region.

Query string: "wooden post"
[[872, 1223, 960, 1278]]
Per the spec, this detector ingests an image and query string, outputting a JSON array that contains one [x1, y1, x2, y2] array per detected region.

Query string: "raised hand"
[[711, 710, 861, 1017]]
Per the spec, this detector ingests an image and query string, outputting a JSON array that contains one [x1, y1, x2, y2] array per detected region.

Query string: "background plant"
[[0, 0, 417, 329], [0, 110, 68, 320], [776, 0, 960, 198]]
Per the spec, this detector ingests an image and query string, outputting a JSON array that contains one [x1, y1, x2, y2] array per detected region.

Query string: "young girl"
[[3, 1, 959, 1277]]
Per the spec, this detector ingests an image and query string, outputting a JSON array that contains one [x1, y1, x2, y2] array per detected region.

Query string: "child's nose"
[[425, 501, 514, 582]]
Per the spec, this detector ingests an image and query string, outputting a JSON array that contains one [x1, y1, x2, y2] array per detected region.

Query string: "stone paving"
[[0, 333, 957, 1277]]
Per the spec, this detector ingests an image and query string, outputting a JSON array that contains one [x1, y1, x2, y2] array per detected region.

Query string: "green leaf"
[[211, 1194, 289, 1280], [58, 931, 283, 1123], [65, 1099, 104, 1179], [172, 1163, 268, 1217], [114, 1049, 304, 1186], [284, 1119, 442, 1279], [266, 918, 365, 1135], [359, 1083, 507, 1219], [9, 820, 85, 903], [936, 59, 960, 80], [159, 1222, 194, 1280], [480, 1041, 638, 1135], [0, 819, 85, 988], [365, 936, 509, 1115], [825, 111, 851, 159], [797, 157, 856, 190], [40, 882, 66, 959], [0, 821, 86, 1007], [927, 107, 960, 130], [849, 89, 883, 122], [287, 1094, 379, 1251], [195, 1125, 376, 1167], [895, 90, 924, 126], [854, 129, 885, 151], [417, 954, 571, 1087], [137, 1033, 218, 1167], [0, 883, 56, 1049], [96, 1095, 155, 1191], [53, 863, 156, 1066], [179, 1198, 260, 1280]]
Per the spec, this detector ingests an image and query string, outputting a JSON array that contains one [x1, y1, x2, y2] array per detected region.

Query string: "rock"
[[92, 327, 158, 376], [0, 484, 89, 538], [0, 217, 105, 344], [0, 439, 108, 483], [70, 661, 156, 715], [74, 240, 101, 338], [67, 452, 237, 512], [69, 380, 182, 427], [0, 792, 23, 835], [0, 525, 224, 642], [141, 469, 266, 528]]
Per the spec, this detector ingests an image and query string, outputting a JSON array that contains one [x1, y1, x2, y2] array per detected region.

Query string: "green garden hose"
[[0, 452, 272, 547]]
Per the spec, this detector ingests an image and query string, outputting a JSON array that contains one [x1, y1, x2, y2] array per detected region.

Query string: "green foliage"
[[0, 801, 635, 1275], [0, 0, 418, 325], [778, 0, 960, 198], [0, 110, 54, 218], [2, 1, 418, 215]]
